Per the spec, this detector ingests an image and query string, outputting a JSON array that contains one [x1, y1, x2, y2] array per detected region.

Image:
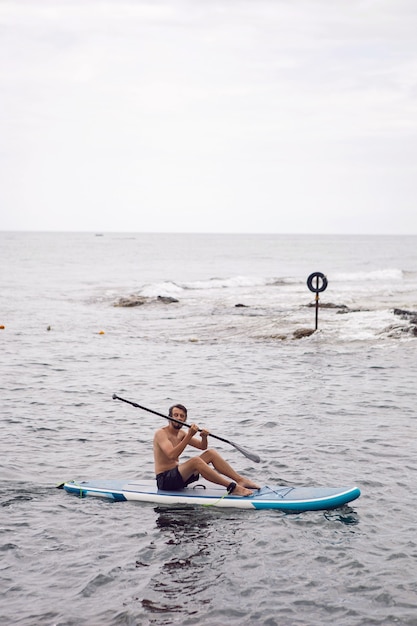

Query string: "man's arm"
[[154, 425, 198, 461], [188, 428, 209, 450]]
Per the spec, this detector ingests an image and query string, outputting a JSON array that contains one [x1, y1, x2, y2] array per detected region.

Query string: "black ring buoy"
[[307, 272, 328, 293]]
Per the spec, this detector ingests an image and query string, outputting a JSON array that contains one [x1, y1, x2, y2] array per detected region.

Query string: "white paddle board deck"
[[61, 479, 360, 512]]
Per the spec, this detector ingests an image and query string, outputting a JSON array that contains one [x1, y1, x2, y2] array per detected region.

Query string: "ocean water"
[[1, 232, 417, 625]]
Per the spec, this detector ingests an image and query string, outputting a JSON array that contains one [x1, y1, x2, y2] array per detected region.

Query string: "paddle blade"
[[230, 441, 261, 463]]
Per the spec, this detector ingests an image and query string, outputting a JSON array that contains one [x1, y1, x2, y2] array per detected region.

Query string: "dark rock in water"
[[336, 308, 365, 314], [114, 295, 147, 307], [308, 301, 368, 314], [235, 303, 248, 308], [307, 302, 348, 309], [157, 295, 179, 304], [293, 328, 315, 339], [114, 294, 179, 307], [384, 324, 415, 338], [393, 308, 417, 322], [393, 308, 417, 336]]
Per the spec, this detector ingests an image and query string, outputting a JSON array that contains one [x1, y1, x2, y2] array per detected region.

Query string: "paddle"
[[112, 393, 261, 463]]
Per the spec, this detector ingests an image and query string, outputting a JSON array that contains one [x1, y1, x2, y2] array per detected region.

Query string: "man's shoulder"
[[154, 426, 168, 439]]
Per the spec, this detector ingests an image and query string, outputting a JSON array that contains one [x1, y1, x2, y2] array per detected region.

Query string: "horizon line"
[[1, 229, 416, 237]]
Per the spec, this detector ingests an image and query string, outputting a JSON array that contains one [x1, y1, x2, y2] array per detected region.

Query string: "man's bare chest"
[[166, 432, 183, 448]]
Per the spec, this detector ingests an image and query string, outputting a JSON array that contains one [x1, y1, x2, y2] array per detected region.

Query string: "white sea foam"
[[140, 269, 406, 300], [331, 268, 404, 282], [140, 281, 183, 297], [182, 275, 273, 290]]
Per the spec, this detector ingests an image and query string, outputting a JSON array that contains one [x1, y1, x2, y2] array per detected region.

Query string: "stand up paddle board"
[[60, 479, 360, 512]]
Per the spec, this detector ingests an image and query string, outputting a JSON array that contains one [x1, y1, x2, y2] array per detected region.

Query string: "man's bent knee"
[[200, 449, 221, 464], [195, 456, 208, 468]]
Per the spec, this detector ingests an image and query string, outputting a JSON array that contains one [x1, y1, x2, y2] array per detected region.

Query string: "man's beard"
[[173, 422, 183, 430]]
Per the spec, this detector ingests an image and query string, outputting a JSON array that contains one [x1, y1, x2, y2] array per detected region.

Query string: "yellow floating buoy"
[[0, 325, 5, 330], [98, 330, 105, 335]]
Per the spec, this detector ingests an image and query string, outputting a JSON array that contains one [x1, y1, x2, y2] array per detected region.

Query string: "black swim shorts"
[[156, 467, 199, 491]]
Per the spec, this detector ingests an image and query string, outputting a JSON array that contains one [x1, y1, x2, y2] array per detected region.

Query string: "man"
[[153, 403, 260, 497]]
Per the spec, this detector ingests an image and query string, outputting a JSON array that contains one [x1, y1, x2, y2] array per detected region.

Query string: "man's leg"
[[199, 449, 260, 489], [179, 453, 257, 496]]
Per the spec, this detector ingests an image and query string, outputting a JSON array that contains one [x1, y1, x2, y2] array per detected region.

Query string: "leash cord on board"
[[202, 490, 229, 508]]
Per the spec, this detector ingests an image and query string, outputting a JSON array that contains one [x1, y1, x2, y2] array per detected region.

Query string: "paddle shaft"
[[112, 394, 260, 463]]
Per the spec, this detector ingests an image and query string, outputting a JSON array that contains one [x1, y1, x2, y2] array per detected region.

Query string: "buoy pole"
[[306, 272, 328, 331]]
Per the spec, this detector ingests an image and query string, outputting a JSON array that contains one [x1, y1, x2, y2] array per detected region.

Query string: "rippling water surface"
[[1, 233, 417, 625]]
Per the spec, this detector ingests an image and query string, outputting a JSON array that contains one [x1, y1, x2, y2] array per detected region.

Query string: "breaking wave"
[[331, 268, 404, 282]]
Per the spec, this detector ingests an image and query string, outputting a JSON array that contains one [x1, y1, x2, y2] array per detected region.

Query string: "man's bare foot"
[[230, 484, 253, 497]]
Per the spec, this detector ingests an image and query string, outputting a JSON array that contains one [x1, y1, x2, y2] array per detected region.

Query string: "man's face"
[[171, 407, 186, 430]]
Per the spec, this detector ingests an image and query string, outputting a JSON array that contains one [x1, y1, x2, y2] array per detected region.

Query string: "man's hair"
[[168, 403, 187, 418]]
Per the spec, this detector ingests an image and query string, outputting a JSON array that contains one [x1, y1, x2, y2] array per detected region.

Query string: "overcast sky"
[[1, 0, 416, 234]]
